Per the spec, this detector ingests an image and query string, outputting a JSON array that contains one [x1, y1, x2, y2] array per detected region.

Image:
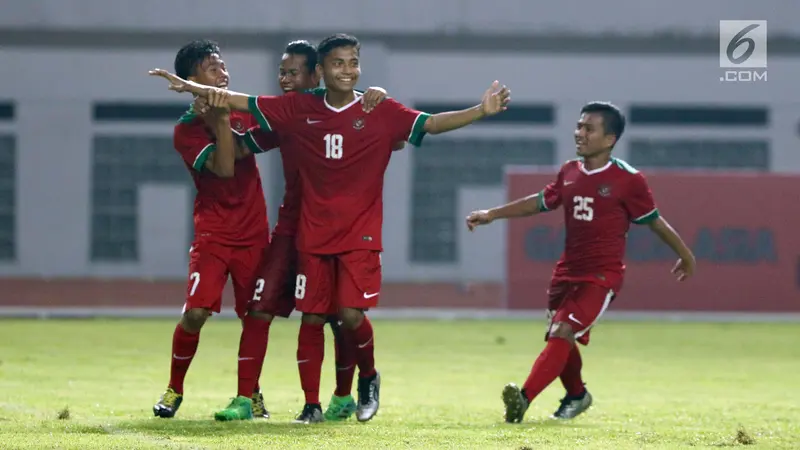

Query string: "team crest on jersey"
[[597, 184, 612, 197], [353, 117, 366, 131], [231, 120, 244, 132]]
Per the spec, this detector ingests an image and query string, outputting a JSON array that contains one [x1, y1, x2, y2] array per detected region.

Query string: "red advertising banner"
[[506, 168, 800, 312]]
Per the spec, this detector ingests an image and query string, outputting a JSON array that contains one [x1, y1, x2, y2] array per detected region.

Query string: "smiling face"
[[574, 112, 616, 157], [189, 53, 229, 89], [278, 52, 319, 93], [320, 45, 360, 93]]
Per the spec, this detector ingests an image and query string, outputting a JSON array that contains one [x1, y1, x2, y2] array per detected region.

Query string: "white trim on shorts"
[[573, 289, 615, 339]]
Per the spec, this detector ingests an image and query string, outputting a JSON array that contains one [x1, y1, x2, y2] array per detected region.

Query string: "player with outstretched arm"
[[466, 101, 696, 423]]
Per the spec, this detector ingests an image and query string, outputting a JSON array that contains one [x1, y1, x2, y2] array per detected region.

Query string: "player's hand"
[[193, 96, 211, 115], [207, 88, 231, 113], [671, 256, 696, 281], [361, 87, 387, 113], [149, 68, 192, 93], [480, 80, 511, 117], [465, 209, 495, 231]]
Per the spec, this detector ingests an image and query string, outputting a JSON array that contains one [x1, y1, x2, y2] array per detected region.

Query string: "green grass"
[[0, 319, 798, 449]]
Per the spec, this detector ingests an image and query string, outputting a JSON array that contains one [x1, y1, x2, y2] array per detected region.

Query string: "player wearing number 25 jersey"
[[466, 102, 695, 424], [538, 156, 659, 309]]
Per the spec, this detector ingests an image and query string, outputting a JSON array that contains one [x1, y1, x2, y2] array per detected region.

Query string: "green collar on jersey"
[[177, 103, 197, 124], [612, 157, 639, 174]]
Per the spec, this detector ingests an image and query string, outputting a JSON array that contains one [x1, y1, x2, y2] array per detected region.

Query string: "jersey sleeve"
[[624, 172, 660, 224], [241, 126, 280, 154], [379, 98, 431, 147], [247, 94, 297, 133], [174, 123, 215, 172], [536, 167, 565, 212]]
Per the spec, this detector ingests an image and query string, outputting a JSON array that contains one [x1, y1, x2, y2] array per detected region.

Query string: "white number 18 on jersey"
[[324, 133, 343, 159]]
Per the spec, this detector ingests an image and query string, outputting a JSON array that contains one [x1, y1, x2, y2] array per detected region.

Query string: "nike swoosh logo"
[[173, 354, 193, 360], [297, 359, 310, 364], [238, 357, 254, 361], [363, 292, 379, 299], [568, 313, 583, 325], [564, 181, 573, 186], [358, 337, 373, 348], [306, 118, 322, 124]]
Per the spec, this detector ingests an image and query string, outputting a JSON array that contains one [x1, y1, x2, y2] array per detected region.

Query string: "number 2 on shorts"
[[252, 278, 265, 301]]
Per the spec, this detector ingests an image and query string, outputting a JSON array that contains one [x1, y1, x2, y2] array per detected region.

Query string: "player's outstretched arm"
[[647, 216, 696, 281], [149, 69, 269, 113], [465, 194, 542, 231], [423, 81, 510, 134]]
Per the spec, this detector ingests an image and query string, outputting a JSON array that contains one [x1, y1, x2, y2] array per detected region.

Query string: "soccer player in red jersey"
[[152, 40, 275, 419], [466, 102, 697, 423], [209, 40, 395, 422], [149, 33, 511, 423]]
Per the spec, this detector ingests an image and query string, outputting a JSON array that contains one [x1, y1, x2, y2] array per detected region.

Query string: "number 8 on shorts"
[[295, 274, 307, 300]]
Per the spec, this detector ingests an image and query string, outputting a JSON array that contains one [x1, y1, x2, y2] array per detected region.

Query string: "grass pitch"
[[0, 318, 798, 449]]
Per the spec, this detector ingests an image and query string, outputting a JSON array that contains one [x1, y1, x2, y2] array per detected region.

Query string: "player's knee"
[[247, 310, 274, 322], [338, 307, 364, 330], [326, 314, 342, 330], [549, 321, 576, 344], [301, 313, 326, 325], [181, 308, 211, 332]]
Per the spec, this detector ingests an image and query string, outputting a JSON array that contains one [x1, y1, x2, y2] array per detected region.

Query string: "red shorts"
[[184, 238, 268, 319], [248, 233, 297, 318], [545, 279, 616, 346], [295, 250, 382, 315]]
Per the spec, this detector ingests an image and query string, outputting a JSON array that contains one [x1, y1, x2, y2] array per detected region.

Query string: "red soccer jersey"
[[243, 127, 300, 237], [247, 89, 429, 254], [174, 109, 276, 246], [537, 158, 659, 288]]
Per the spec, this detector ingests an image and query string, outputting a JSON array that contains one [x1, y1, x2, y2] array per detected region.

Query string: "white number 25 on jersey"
[[573, 196, 594, 221], [323, 133, 343, 159]]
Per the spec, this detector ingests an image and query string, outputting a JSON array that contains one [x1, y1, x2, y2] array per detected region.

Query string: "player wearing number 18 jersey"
[[466, 102, 696, 424], [212, 40, 395, 422], [245, 34, 510, 424]]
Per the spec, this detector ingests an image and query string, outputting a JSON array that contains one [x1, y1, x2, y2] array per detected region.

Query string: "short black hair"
[[317, 33, 360, 63], [580, 101, 626, 144], [284, 40, 318, 74], [174, 39, 221, 80]]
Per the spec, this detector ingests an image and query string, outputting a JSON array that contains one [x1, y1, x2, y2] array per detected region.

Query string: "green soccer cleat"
[[153, 387, 183, 418], [214, 396, 253, 421], [323, 394, 357, 421]]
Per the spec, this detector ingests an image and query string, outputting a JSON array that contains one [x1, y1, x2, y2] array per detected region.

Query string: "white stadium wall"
[[1, 48, 799, 281]]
